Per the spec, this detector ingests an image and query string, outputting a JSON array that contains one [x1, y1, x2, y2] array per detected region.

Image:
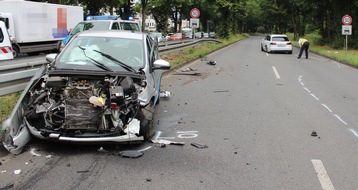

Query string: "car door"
[[146, 36, 162, 106]]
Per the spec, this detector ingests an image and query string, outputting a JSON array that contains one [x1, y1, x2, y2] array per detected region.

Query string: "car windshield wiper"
[[78, 45, 113, 72], [92, 49, 137, 73]]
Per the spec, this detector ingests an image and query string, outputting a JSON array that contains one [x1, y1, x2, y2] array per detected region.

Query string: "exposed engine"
[[24, 74, 143, 137]]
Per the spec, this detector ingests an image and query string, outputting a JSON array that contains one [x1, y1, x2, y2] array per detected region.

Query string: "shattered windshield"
[[57, 36, 144, 72]]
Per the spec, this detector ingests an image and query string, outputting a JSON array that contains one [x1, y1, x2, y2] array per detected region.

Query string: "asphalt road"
[[1, 36, 358, 190]]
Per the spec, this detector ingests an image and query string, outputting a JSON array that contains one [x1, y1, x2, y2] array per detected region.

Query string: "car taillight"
[[270, 42, 276, 45], [287, 42, 292, 45]]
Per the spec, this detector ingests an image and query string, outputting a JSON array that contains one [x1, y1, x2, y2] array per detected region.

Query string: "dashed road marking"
[[272, 66, 281, 79], [311, 159, 335, 190]]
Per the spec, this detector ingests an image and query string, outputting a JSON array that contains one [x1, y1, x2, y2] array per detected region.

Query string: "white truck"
[[0, 0, 83, 58]]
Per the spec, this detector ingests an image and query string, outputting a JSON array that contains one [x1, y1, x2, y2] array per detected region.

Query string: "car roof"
[[269, 34, 288, 37], [77, 30, 146, 40]]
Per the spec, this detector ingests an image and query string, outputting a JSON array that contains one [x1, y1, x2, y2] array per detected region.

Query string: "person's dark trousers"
[[298, 42, 310, 59]]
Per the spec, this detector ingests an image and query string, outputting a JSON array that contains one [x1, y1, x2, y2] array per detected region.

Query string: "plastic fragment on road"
[[191, 142, 208, 149], [14, 169, 21, 175], [311, 131, 318, 137], [151, 139, 185, 145], [45, 155, 52, 159], [206, 60, 216, 65], [119, 150, 144, 158], [160, 91, 171, 98], [77, 170, 89, 173], [182, 67, 197, 72], [97, 147, 108, 152], [30, 148, 41, 157]]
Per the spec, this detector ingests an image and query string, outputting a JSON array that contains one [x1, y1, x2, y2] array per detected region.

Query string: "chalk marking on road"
[[310, 93, 319, 100], [300, 82, 305, 86], [177, 131, 198, 138], [153, 131, 175, 140], [137, 146, 152, 152], [311, 159, 335, 190], [333, 114, 348, 125], [303, 87, 310, 93], [272, 66, 281, 79], [348, 128, 358, 138], [266, 52, 269, 56], [321, 104, 332, 113]]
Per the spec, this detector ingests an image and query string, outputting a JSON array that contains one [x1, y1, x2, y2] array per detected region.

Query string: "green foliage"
[[256, 26, 266, 33]]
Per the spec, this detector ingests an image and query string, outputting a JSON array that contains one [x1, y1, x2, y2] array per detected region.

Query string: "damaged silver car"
[[2, 31, 170, 154]]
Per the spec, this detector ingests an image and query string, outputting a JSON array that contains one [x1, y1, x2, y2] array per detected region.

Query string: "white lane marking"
[[349, 128, 358, 138], [272, 66, 281, 79], [311, 159, 335, 190], [303, 87, 310, 93], [333, 114, 348, 125], [310, 93, 319, 100], [321, 104, 332, 113]]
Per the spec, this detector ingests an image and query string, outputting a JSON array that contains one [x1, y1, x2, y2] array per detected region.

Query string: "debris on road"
[[173, 71, 201, 76], [77, 170, 89, 173], [311, 131, 318, 137], [30, 148, 41, 157], [14, 169, 21, 175], [146, 178, 152, 182], [191, 143, 208, 149], [151, 139, 185, 145], [119, 150, 144, 158], [97, 147, 108, 153], [45, 155, 52, 159], [182, 67, 197, 72], [206, 60, 216, 65], [0, 183, 14, 190], [160, 91, 171, 99], [1, 170, 6, 173], [214, 90, 229, 93]]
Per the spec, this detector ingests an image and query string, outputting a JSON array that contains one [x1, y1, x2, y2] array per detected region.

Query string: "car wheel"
[[137, 102, 155, 140], [265, 46, 269, 53], [12, 46, 19, 58], [261, 44, 264, 51]]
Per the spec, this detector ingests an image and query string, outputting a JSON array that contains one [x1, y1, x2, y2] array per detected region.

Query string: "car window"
[[272, 37, 289, 41], [111, 22, 120, 30], [119, 22, 140, 31], [57, 36, 144, 71], [0, 29, 3, 42]]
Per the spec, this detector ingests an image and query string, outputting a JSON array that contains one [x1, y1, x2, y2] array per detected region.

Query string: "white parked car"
[[261, 34, 293, 54]]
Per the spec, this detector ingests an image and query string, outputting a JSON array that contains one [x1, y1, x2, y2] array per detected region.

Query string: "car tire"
[[137, 102, 155, 140], [261, 45, 264, 51], [12, 46, 19, 58]]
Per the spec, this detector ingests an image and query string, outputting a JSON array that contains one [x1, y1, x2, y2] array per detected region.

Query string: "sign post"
[[342, 15, 353, 51], [190, 8, 200, 40]]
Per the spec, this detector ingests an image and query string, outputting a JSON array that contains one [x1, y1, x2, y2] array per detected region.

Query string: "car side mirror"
[[153, 59, 170, 70], [46, 53, 57, 63]]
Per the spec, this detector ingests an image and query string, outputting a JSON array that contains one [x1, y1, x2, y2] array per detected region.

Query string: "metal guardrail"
[[0, 38, 220, 96]]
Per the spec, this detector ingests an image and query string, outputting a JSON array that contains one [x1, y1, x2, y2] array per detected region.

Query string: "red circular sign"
[[342, 15, 352, 25], [190, 8, 200, 18]]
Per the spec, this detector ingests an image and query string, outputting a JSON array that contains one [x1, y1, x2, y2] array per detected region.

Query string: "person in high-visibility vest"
[[297, 38, 310, 59]]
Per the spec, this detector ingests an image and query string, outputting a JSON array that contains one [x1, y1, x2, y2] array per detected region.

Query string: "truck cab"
[[0, 20, 13, 60]]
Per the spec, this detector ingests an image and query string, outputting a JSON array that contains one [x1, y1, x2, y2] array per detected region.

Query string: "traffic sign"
[[190, 8, 200, 18], [342, 15, 352, 25]]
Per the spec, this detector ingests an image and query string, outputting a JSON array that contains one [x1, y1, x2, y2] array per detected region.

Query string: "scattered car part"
[[191, 142, 208, 149]]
